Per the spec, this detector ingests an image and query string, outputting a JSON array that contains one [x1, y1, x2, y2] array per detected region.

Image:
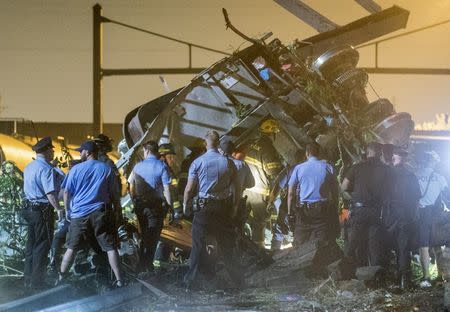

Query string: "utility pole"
[[93, 4, 103, 135]]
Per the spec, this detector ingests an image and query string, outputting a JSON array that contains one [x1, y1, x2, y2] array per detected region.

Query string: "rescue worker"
[[388, 147, 421, 289], [341, 142, 392, 270], [94, 134, 123, 227], [183, 130, 243, 290], [128, 140, 172, 272], [57, 141, 123, 287], [245, 119, 284, 247], [22, 137, 63, 288], [415, 151, 450, 288], [219, 139, 255, 227], [268, 150, 305, 250], [159, 143, 182, 220], [287, 143, 339, 251]]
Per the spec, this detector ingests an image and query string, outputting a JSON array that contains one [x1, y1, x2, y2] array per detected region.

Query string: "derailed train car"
[[120, 6, 414, 174]]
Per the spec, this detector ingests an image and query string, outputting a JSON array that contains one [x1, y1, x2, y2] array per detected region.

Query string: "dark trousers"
[[390, 221, 412, 275], [135, 202, 165, 271], [344, 207, 385, 267], [184, 200, 243, 287], [22, 206, 54, 287], [50, 219, 70, 268]]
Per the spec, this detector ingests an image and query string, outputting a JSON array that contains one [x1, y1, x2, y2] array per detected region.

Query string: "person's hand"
[[56, 209, 64, 222], [183, 203, 191, 217]]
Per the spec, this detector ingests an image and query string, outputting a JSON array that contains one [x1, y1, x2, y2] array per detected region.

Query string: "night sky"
[[1, 0, 449, 125]]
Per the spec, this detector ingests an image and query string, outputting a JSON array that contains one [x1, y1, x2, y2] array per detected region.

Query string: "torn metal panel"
[[273, 0, 338, 33], [294, 6, 409, 58]]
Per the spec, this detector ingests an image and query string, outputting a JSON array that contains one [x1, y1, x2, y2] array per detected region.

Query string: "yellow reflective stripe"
[[266, 162, 282, 170], [245, 156, 263, 168], [247, 186, 270, 196], [173, 201, 181, 209], [171, 178, 178, 186]]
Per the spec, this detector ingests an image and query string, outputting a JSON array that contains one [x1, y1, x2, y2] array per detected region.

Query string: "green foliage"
[[0, 164, 27, 266]]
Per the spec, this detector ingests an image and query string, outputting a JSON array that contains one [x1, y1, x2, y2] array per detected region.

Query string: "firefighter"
[[268, 150, 305, 250], [158, 143, 182, 220], [244, 119, 284, 248], [183, 131, 243, 291], [22, 137, 63, 288]]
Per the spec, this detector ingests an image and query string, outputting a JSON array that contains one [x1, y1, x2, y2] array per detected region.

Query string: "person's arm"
[[183, 178, 198, 216], [163, 184, 172, 207], [47, 191, 63, 220], [287, 167, 298, 215], [161, 165, 172, 206], [128, 171, 136, 198], [244, 164, 255, 189], [63, 189, 71, 222]]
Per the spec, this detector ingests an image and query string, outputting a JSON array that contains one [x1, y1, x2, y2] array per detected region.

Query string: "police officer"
[[287, 143, 339, 251], [415, 150, 450, 288], [23, 137, 63, 288], [219, 139, 255, 228], [183, 131, 243, 290], [94, 134, 123, 227], [341, 142, 392, 269], [128, 140, 172, 272], [58, 141, 123, 287], [245, 119, 284, 247], [388, 147, 421, 289]]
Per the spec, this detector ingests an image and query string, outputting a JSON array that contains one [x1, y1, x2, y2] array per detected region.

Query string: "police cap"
[[32, 137, 54, 153], [75, 140, 98, 153]]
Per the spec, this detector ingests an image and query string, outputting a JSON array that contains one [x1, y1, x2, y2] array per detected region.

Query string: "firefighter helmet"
[[259, 119, 280, 134], [159, 143, 176, 156]]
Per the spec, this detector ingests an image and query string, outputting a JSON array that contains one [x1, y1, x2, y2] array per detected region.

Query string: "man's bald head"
[[204, 130, 220, 148]]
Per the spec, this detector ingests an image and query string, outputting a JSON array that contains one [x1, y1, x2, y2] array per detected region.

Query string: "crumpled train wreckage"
[[120, 7, 413, 177]]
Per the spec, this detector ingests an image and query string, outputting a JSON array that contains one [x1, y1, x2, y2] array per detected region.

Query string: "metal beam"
[[102, 68, 205, 76], [92, 4, 102, 135], [355, 0, 381, 13], [273, 0, 338, 33], [361, 67, 450, 75]]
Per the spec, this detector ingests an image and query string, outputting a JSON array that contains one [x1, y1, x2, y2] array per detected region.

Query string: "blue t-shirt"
[[62, 159, 115, 218], [288, 157, 337, 203], [189, 149, 237, 200], [129, 155, 171, 200], [23, 155, 58, 203]]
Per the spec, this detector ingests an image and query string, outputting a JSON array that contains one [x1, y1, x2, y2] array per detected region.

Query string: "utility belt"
[[193, 196, 231, 213], [296, 200, 328, 219], [23, 200, 51, 212]]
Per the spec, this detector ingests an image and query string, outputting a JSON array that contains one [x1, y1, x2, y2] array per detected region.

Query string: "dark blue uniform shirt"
[[288, 157, 337, 203], [189, 149, 237, 200], [23, 155, 58, 203]]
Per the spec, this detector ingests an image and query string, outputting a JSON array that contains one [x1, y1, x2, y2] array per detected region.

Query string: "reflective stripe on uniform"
[[173, 201, 181, 209], [247, 186, 270, 196], [266, 162, 282, 170], [245, 156, 263, 168], [171, 178, 178, 186]]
